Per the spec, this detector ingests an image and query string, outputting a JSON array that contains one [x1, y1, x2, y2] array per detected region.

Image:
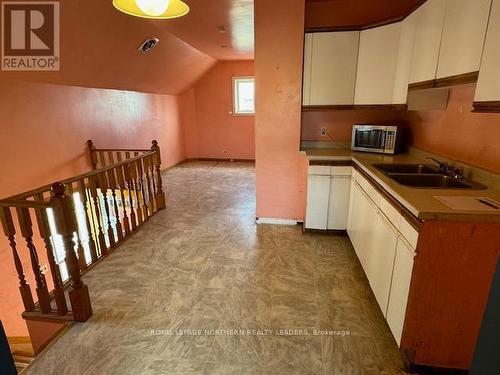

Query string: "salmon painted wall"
[[301, 109, 407, 142], [181, 61, 256, 160], [0, 81, 185, 336], [255, 0, 309, 220], [406, 84, 500, 174]]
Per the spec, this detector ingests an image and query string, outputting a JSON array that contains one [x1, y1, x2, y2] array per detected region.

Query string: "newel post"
[[87, 140, 98, 170], [50, 182, 93, 322], [151, 140, 166, 210]]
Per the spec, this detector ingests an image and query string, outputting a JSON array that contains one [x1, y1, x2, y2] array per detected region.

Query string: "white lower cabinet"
[[366, 211, 399, 316], [308, 163, 418, 346], [327, 176, 351, 230], [387, 237, 416, 345], [347, 168, 418, 347], [306, 175, 330, 230], [306, 166, 352, 230]]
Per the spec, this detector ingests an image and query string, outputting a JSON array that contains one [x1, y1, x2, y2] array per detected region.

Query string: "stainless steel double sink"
[[373, 163, 487, 190]]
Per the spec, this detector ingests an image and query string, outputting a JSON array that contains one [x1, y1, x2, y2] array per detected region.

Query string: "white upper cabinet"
[[392, 13, 417, 104], [303, 31, 360, 106], [302, 33, 313, 105], [409, 0, 446, 84], [437, 0, 492, 79], [475, 0, 500, 102], [354, 22, 402, 105]]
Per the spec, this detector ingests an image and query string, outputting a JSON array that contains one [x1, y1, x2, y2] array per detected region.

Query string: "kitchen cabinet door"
[[409, 0, 447, 84], [305, 175, 330, 230], [303, 33, 313, 105], [355, 186, 378, 271], [354, 22, 402, 105], [392, 12, 417, 104], [365, 211, 399, 316], [387, 237, 416, 346], [308, 31, 360, 105], [475, 0, 500, 102], [327, 176, 351, 230], [437, 0, 491, 79], [347, 180, 363, 254]]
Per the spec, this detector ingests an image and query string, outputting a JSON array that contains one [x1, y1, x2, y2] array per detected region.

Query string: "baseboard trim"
[[256, 217, 300, 225], [185, 158, 255, 163]]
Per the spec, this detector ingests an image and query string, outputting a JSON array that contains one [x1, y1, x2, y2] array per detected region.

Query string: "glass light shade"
[[113, 0, 189, 19], [135, 0, 170, 16]]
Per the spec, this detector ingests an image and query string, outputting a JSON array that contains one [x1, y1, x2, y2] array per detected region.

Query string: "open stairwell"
[[8, 337, 35, 374]]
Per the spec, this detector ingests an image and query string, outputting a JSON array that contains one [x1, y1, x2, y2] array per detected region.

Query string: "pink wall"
[[255, 0, 309, 220], [0, 81, 185, 336], [301, 109, 407, 142], [181, 61, 255, 160], [406, 83, 500, 174]]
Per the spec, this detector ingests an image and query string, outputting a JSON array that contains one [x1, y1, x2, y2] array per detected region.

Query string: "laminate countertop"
[[304, 148, 500, 222]]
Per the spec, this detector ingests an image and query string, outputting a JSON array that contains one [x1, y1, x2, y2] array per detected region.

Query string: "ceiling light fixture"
[[113, 0, 190, 19]]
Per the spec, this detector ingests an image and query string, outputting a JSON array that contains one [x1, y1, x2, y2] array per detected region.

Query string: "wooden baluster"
[[98, 172, 116, 247], [16, 207, 51, 314], [144, 156, 155, 214], [136, 158, 150, 221], [124, 162, 138, 231], [50, 183, 93, 322], [107, 168, 124, 242], [148, 154, 157, 213], [89, 175, 108, 255], [116, 154, 131, 236], [77, 179, 99, 263], [0, 207, 35, 312], [86, 140, 98, 170], [98, 152, 106, 169], [129, 161, 144, 226], [34, 193, 68, 315], [67, 184, 87, 271], [151, 140, 166, 210], [108, 151, 115, 166]]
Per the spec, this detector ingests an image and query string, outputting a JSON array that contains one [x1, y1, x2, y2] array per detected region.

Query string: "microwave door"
[[355, 129, 386, 150]]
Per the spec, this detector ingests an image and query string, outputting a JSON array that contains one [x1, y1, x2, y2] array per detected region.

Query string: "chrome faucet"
[[427, 157, 464, 179]]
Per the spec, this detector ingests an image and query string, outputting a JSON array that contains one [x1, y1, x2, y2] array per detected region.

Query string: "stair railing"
[[0, 141, 166, 322]]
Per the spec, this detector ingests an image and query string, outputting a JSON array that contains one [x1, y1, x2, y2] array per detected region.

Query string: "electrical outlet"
[[223, 150, 229, 156], [320, 127, 327, 137]]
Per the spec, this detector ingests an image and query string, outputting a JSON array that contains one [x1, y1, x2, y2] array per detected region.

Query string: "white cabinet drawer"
[[379, 196, 401, 230], [357, 173, 382, 207], [331, 166, 352, 176], [308, 166, 331, 176], [399, 217, 419, 249]]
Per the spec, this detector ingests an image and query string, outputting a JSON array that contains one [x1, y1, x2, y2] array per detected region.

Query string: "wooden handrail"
[[0, 200, 52, 209], [0, 150, 155, 202], [94, 148, 151, 152]]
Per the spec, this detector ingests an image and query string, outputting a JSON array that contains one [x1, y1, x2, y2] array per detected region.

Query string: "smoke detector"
[[138, 38, 160, 53]]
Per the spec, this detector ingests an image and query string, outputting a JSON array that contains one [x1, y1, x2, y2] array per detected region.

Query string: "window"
[[233, 77, 255, 115]]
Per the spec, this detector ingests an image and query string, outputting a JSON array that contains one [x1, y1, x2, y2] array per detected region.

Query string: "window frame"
[[232, 76, 255, 116]]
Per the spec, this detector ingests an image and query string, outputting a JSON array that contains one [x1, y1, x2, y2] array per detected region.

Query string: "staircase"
[[8, 337, 35, 374]]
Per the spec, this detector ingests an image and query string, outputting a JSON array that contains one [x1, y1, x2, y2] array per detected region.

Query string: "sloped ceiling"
[[0, 0, 254, 95], [305, 0, 424, 29], [165, 0, 254, 60]]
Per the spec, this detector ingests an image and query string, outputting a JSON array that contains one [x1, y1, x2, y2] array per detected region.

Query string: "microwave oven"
[[351, 124, 400, 154]]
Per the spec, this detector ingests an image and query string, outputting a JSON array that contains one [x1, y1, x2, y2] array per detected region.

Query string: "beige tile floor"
[[25, 161, 408, 375]]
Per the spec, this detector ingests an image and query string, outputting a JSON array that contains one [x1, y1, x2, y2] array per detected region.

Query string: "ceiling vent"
[[138, 38, 160, 53]]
